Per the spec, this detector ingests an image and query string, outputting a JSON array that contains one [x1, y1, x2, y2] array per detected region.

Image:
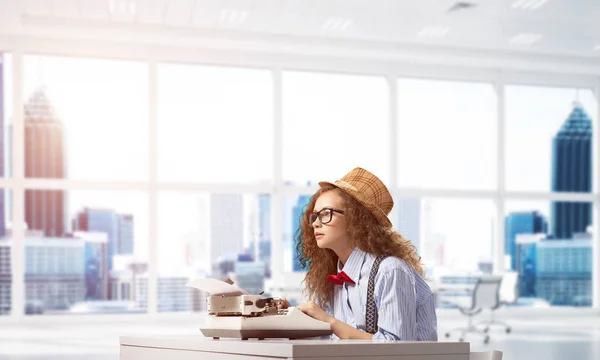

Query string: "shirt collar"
[[337, 247, 366, 284]]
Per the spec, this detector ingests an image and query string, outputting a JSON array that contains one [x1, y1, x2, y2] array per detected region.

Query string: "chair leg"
[[445, 313, 490, 343], [483, 320, 511, 334], [474, 310, 511, 334]]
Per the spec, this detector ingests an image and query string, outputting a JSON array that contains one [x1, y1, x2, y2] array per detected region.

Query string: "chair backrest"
[[471, 275, 502, 309], [499, 271, 519, 304], [470, 350, 503, 360]]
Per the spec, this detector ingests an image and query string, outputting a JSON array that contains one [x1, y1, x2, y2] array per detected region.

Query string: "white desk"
[[120, 335, 470, 360]]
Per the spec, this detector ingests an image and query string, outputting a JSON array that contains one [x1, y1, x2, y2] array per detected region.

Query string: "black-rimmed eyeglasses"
[[309, 207, 345, 225]]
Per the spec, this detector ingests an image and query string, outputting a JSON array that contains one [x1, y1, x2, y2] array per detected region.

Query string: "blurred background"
[[0, 0, 599, 359]]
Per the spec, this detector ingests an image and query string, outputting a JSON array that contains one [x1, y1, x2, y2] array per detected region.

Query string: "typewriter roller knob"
[[255, 298, 272, 308]]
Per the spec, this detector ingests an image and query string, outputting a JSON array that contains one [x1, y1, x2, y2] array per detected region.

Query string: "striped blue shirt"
[[322, 247, 438, 341]]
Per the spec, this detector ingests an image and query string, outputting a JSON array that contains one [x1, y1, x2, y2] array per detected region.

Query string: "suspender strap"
[[365, 255, 388, 334]]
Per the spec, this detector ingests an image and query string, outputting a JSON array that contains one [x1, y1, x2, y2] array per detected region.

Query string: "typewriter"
[[187, 278, 332, 340]]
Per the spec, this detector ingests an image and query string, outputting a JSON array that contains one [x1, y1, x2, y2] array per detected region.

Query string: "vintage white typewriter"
[[187, 278, 333, 340]]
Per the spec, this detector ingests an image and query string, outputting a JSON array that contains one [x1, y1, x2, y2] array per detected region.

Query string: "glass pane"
[[397, 79, 497, 190], [506, 86, 597, 192], [158, 192, 269, 312], [22, 55, 149, 181], [23, 190, 147, 315], [394, 197, 496, 274], [282, 71, 389, 185], [158, 64, 273, 184], [505, 200, 593, 307]]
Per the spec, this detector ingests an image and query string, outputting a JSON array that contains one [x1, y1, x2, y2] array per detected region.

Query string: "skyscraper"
[[537, 237, 592, 306], [257, 194, 271, 277], [551, 102, 592, 239], [258, 195, 271, 245], [183, 196, 209, 270], [421, 200, 445, 268], [395, 198, 421, 254], [292, 195, 311, 272], [117, 214, 134, 254], [515, 233, 545, 297], [505, 211, 547, 271], [23, 236, 86, 311], [24, 88, 66, 237], [209, 194, 244, 272], [73, 208, 134, 273], [0, 53, 6, 237], [78, 231, 108, 300], [234, 255, 265, 295]]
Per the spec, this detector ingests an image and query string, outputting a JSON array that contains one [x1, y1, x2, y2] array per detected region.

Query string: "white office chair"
[[476, 271, 518, 334], [470, 350, 503, 360], [443, 275, 503, 344]]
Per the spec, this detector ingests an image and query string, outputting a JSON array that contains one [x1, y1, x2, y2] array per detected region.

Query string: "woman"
[[294, 167, 437, 341]]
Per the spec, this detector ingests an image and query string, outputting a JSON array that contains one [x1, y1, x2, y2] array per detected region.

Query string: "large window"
[[14, 55, 150, 315], [2, 52, 599, 316]]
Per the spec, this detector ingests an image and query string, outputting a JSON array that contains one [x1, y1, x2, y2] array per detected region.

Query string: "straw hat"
[[318, 167, 393, 228]]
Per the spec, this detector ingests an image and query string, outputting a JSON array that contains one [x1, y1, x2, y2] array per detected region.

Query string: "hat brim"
[[318, 180, 392, 228]]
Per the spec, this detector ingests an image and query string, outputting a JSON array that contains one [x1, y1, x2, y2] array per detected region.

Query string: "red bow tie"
[[326, 271, 355, 286]]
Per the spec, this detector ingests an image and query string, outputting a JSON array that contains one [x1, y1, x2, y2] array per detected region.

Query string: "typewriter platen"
[[187, 278, 333, 340]]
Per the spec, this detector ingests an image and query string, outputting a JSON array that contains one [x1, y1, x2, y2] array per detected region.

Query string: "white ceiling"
[[1, 0, 599, 58]]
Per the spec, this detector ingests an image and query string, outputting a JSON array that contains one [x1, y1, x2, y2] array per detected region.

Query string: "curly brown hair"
[[294, 185, 424, 308]]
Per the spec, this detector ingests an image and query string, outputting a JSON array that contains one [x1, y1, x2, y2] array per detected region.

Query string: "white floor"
[[0, 309, 599, 360]]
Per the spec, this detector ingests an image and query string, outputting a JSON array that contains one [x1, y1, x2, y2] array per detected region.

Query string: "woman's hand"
[[297, 301, 333, 324], [297, 301, 373, 340], [277, 298, 291, 309]]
